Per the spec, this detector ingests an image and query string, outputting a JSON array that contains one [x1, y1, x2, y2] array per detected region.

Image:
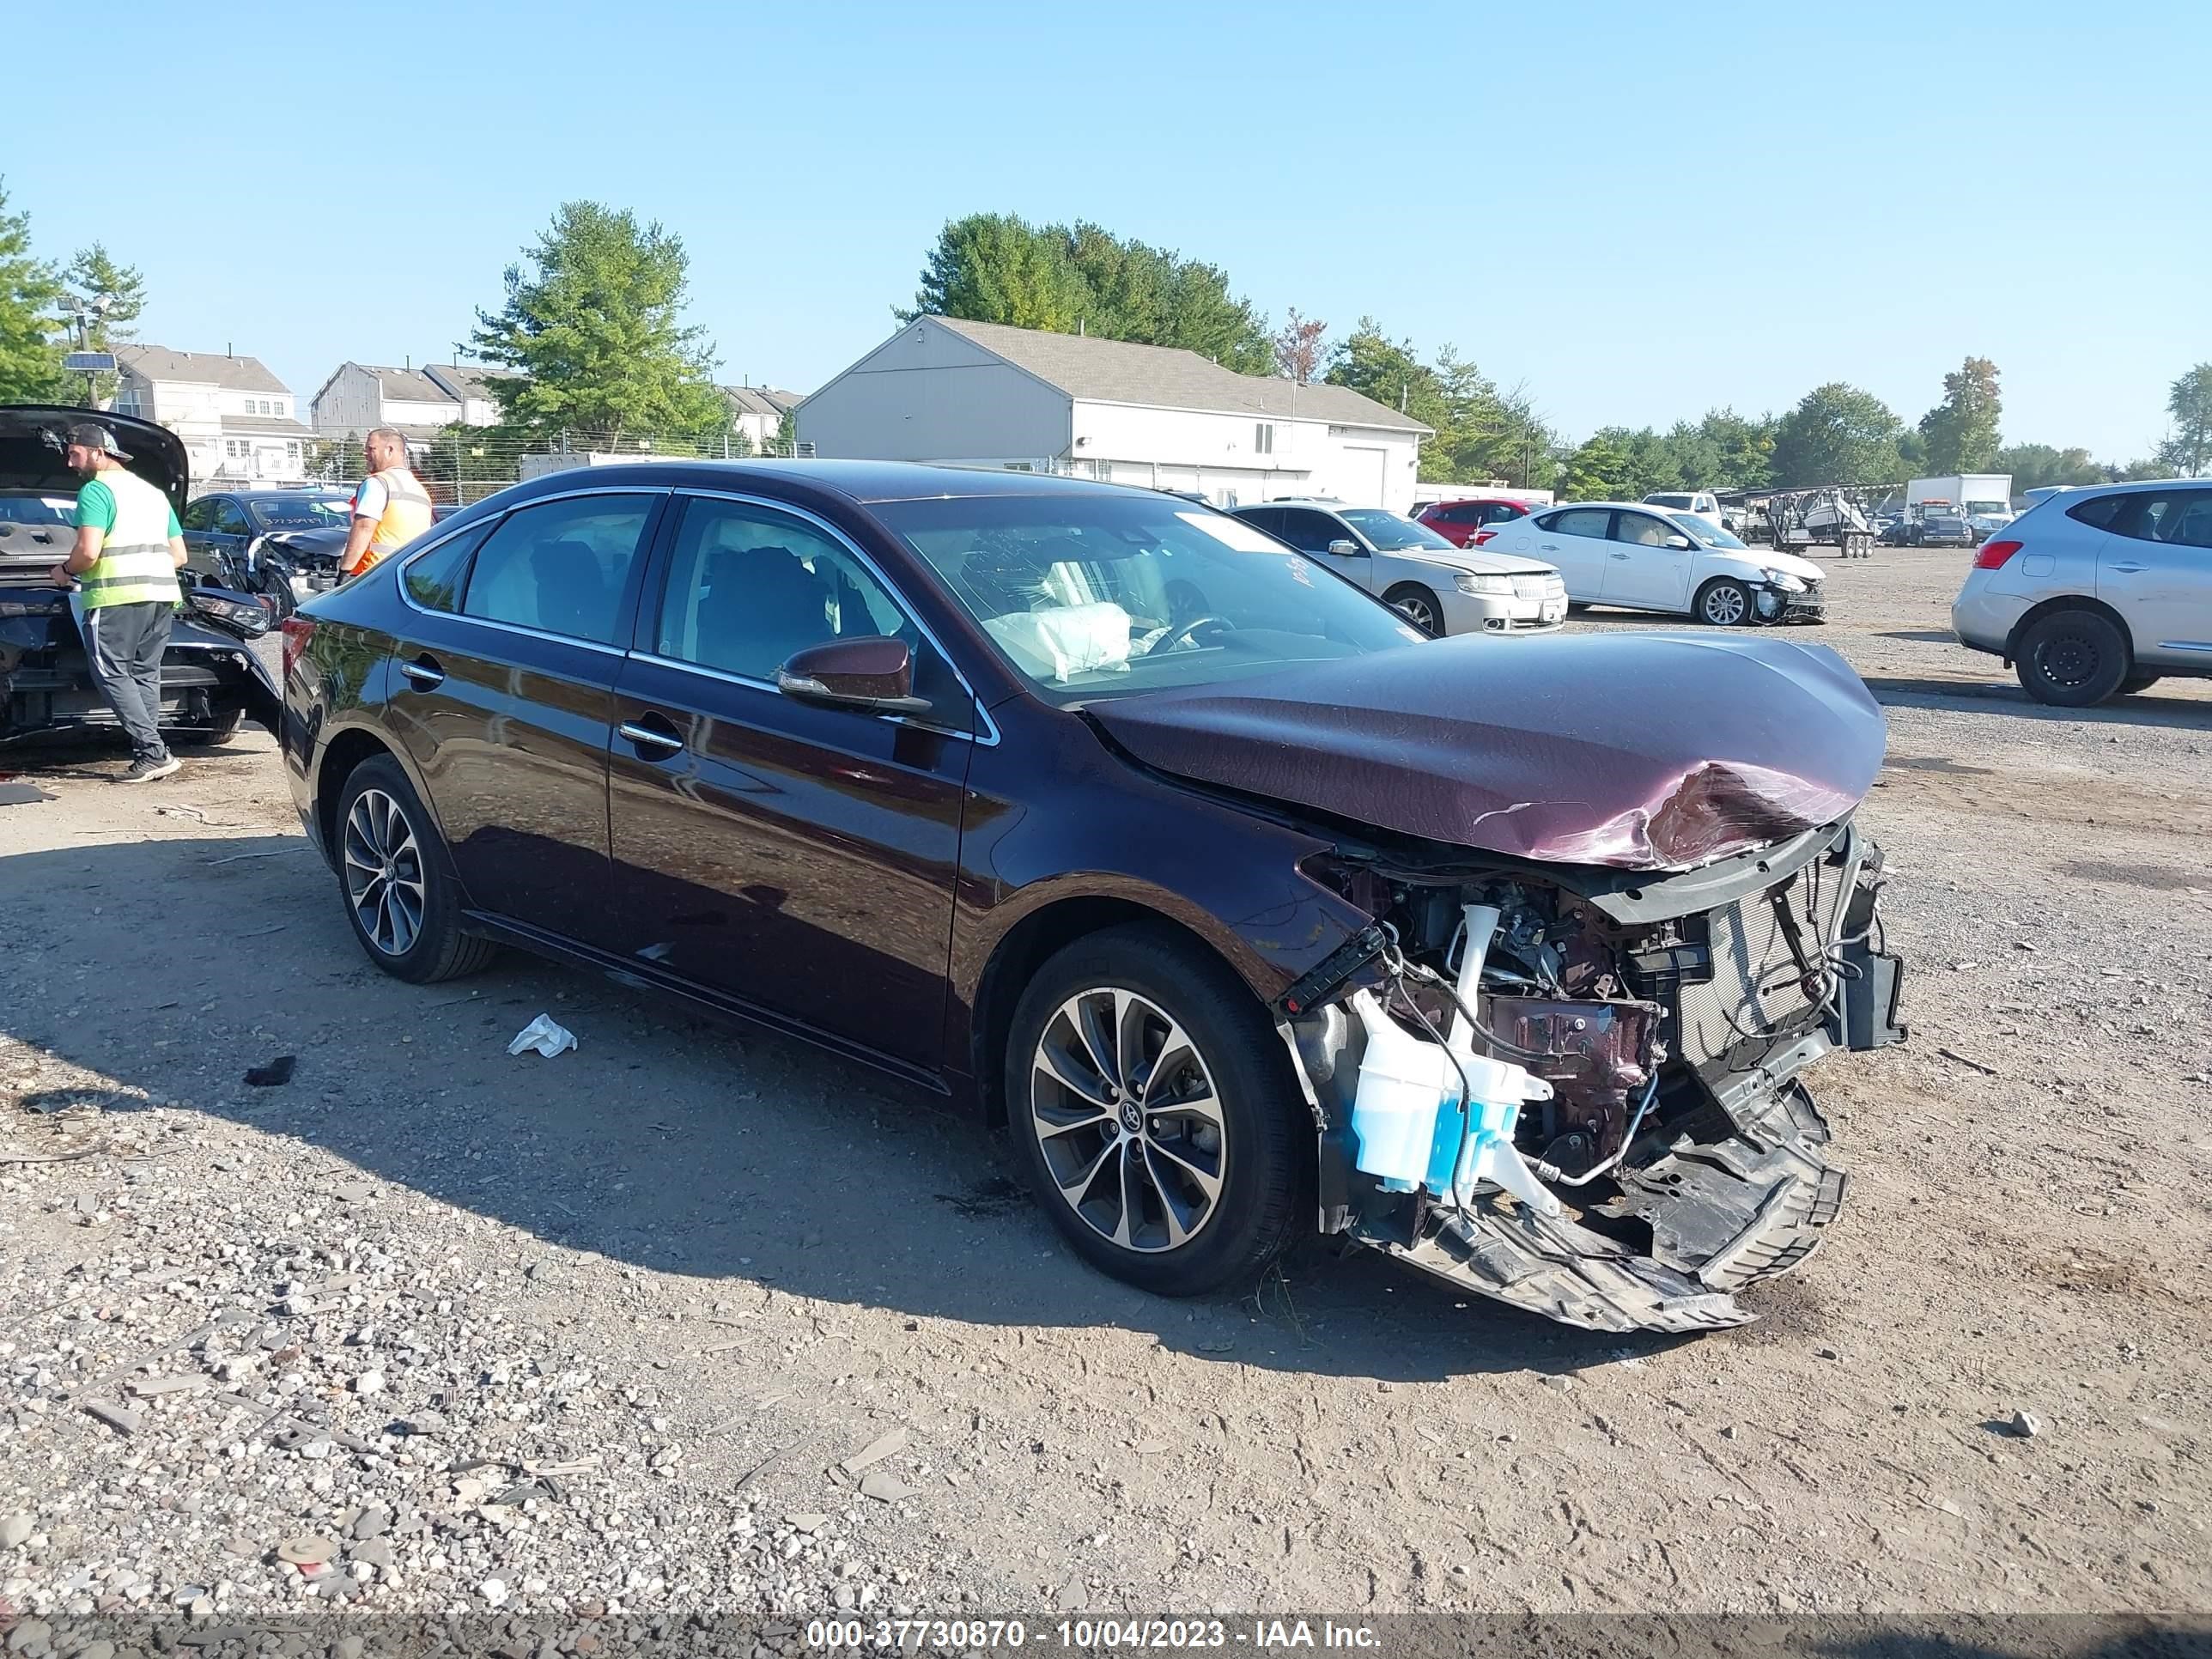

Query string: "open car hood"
[[1085, 632, 1887, 872], [0, 404, 188, 514]]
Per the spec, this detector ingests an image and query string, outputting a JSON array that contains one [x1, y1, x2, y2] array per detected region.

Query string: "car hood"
[[261, 524, 349, 559], [0, 404, 188, 514], [1086, 632, 1887, 872], [1383, 548, 1556, 579]]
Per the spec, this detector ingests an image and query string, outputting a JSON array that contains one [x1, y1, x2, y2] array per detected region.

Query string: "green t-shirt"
[[73, 477, 183, 538]]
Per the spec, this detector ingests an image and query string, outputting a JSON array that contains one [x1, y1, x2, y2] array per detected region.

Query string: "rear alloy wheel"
[[2015, 609, 2130, 708], [1007, 925, 1304, 1297], [334, 755, 497, 983], [1382, 583, 1443, 636], [1695, 577, 1754, 627]]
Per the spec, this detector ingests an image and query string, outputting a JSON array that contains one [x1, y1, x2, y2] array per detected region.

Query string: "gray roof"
[[118, 345, 289, 395], [929, 317, 1430, 434], [424, 363, 520, 404], [220, 416, 315, 439], [719, 385, 804, 420], [358, 365, 461, 406]]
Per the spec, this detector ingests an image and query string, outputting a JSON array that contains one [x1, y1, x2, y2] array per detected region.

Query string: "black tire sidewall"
[[1006, 925, 1305, 1297], [2017, 611, 2129, 707], [1696, 578, 1753, 626], [332, 755, 469, 982]]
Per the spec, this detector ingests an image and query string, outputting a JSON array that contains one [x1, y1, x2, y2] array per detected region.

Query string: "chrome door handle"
[[619, 720, 684, 757], [398, 658, 444, 689], [1540, 544, 1558, 550], [2109, 562, 2146, 573], [1610, 552, 1632, 560]]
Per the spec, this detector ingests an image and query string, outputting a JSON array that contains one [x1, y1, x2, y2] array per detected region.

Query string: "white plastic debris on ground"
[[507, 1015, 577, 1059]]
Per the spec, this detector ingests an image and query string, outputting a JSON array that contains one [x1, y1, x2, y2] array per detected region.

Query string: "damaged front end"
[[1278, 819, 1905, 1334]]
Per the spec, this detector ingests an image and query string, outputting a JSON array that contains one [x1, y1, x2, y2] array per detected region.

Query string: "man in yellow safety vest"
[[340, 426, 434, 578], [52, 422, 189, 783]]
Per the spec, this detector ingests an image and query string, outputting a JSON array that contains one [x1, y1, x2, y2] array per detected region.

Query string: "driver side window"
[[1278, 509, 1346, 554], [1612, 513, 1673, 547], [655, 496, 914, 682]]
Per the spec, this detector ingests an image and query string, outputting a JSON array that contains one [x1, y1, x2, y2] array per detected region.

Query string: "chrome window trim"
[[653, 487, 1001, 746]]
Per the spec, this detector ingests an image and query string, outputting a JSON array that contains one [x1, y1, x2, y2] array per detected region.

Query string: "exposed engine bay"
[[1280, 817, 1906, 1333]]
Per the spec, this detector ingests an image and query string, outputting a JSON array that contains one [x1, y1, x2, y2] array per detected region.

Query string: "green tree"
[[1560, 431, 1633, 500], [1324, 318, 1450, 434], [62, 242, 146, 406], [1697, 407, 1776, 490], [0, 178, 63, 403], [1917, 356, 2002, 475], [472, 200, 724, 443], [1994, 442, 2106, 494], [1771, 382, 1906, 487], [903, 211, 1086, 332], [2155, 362, 2212, 477]]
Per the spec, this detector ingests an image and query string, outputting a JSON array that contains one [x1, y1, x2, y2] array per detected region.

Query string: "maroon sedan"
[[1416, 495, 1543, 547], [281, 462, 1904, 1334]]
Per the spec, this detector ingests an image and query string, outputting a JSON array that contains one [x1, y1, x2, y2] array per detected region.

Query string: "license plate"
[[1540, 600, 1565, 622]]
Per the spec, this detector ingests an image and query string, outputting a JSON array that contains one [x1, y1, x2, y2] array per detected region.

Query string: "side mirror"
[[1666, 534, 1693, 550], [776, 635, 931, 716], [1327, 538, 1362, 556]]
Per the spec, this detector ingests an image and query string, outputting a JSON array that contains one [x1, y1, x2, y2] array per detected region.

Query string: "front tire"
[[1695, 577, 1754, 627], [1382, 583, 1443, 637], [2119, 673, 2161, 696], [1006, 924, 1306, 1297], [333, 754, 497, 983], [2015, 609, 2130, 707]]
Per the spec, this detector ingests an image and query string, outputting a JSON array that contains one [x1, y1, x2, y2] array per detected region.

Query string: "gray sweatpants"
[[82, 600, 173, 763]]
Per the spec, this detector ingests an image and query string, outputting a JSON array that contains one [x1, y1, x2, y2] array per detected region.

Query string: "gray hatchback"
[[1950, 480, 2212, 706]]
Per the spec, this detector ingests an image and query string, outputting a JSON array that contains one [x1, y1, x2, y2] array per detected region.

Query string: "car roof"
[[465, 459, 1167, 512], [2037, 477, 2197, 495]]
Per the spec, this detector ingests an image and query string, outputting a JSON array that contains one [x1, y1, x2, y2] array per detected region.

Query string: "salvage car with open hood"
[[0, 405, 282, 749], [282, 462, 1905, 1334]]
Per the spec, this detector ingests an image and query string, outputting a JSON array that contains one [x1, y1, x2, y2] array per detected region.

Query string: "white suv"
[[1950, 479, 2212, 705]]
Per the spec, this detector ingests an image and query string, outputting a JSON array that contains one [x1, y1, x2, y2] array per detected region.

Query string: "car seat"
[[694, 545, 831, 677], [530, 538, 610, 639]]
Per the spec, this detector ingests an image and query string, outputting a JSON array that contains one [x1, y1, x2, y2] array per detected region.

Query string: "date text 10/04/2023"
[[804, 1620, 1382, 1650]]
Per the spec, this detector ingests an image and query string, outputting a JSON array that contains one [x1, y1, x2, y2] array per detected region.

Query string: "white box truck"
[[1908, 474, 2014, 538]]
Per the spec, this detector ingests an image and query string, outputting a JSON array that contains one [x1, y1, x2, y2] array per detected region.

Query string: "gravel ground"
[[0, 544, 2207, 1638]]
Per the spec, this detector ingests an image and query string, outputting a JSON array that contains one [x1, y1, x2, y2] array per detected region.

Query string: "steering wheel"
[[1147, 614, 1233, 655]]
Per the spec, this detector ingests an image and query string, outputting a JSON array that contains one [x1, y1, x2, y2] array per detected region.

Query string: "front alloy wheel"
[[1697, 578, 1753, 627], [1030, 988, 1225, 1252], [1006, 924, 1305, 1297]]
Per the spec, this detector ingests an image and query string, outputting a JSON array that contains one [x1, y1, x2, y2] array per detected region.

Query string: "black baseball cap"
[[63, 421, 132, 462]]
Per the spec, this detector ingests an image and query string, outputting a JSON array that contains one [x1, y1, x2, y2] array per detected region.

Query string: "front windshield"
[[249, 495, 353, 531], [1669, 513, 1748, 550], [874, 495, 1426, 702], [0, 493, 76, 526], [1964, 500, 2008, 517], [1338, 508, 1456, 551]]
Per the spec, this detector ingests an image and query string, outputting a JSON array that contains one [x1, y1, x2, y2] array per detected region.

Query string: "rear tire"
[[174, 705, 246, 747], [1006, 924, 1307, 1297], [2014, 609, 2130, 707], [1382, 583, 1443, 637], [332, 754, 497, 983], [1694, 577, 1753, 627]]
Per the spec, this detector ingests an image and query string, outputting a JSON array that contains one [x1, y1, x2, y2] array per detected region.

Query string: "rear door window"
[[2115, 490, 2212, 548], [1545, 508, 1613, 539], [401, 522, 495, 613], [459, 493, 657, 646]]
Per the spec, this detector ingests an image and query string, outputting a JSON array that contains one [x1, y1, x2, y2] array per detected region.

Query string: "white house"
[[310, 362, 464, 443], [796, 317, 1430, 510], [718, 383, 804, 453], [110, 347, 313, 487]]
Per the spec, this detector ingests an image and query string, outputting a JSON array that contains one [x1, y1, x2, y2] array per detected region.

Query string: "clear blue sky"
[[10, 0, 2204, 459]]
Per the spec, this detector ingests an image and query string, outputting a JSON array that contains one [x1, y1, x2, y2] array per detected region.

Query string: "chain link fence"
[[300, 428, 815, 504]]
